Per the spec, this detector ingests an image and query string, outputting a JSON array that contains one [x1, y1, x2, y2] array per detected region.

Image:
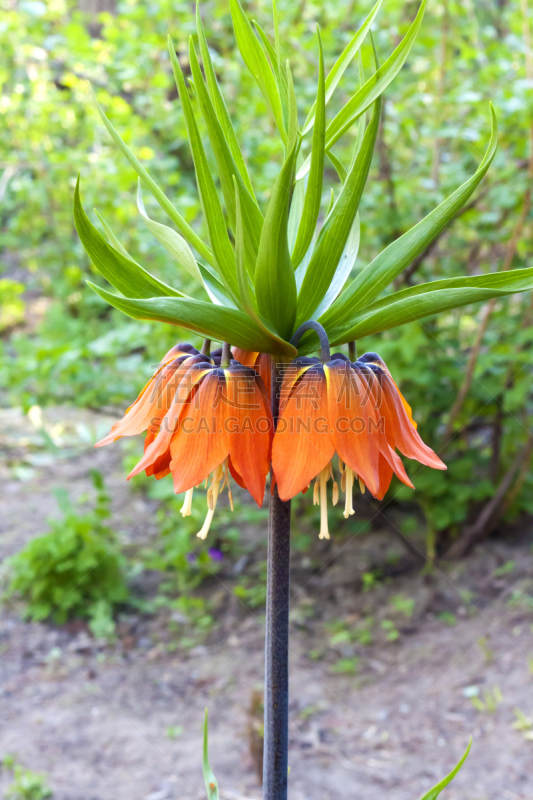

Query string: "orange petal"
[[128, 363, 213, 479], [225, 367, 273, 507], [96, 354, 202, 447], [169, 370, 231, 493], [272, 367, 334, 500], [325, 361, 380, 497], [380, 374, 446, 470]]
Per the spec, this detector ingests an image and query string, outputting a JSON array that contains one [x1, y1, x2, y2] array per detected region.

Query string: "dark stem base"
[[262, 486, 291, 800], [262, 358, 292, 799]]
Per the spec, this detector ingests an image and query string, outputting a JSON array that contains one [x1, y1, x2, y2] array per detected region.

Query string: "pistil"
[[318, 465, 330, 540], [344, 466, 355, 518]]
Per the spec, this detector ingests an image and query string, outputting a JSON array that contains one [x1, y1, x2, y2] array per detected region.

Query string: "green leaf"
[[87, 281, 297, 357], [254, 141, 299, 339], [229, 0, 286, 141], [302, 0, 383, 134], [325, 0, 428, 150], [291, 30, 325, 268], [327, 267, 533, 345], [203, 710, 219, 800], [168, 37, 239, 302], [74, 177, 186, 300], [196, 3, 255, 198], [323, 105, 498, 328], [136, 181, 203, 285], [286, 60, 299, 153], [419, 739, 471, 800], [253, 19, 289, 124], [326, 150, 347, 184], [297, 95, 380, 324], [94, 211, 138, 262], [234, 177, 291, 351], [188, 38, 263, 273], [89, 85, 213, 266], [314, 213, 360, 318]]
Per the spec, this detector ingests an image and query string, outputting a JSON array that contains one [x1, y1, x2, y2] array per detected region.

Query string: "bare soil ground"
[[1, 407, 532, 800]]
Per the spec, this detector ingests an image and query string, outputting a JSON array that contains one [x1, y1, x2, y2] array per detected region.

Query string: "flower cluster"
[[97, 339, 445, 539]]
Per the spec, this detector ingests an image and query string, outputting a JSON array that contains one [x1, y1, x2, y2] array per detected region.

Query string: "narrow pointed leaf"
[[168, 37, 239, 302], [234, 177, 292, 350], [325, 0, 428, 150], [203, 710, 219, 800], [94, 211, 138, 262], [287, 156, 305, 253], [302, 0, 383, 134], [254, 142, 299, 339], [188, 38, 263, 273], [419, 739, 471, 800], [89, 85, 213, 266], [326, 150, 347, 184], [196, 4, 255, 197], [87, 282, 297, 357], [254, 20, 289, 122], [314, 213, 360, 318], [286, 60, 299, 152], [322, 106, 498, 328], [297, 96, 380, 324], [229, 0, 286, 140], [137, 181, 203, 285], [291, 31, 325, 268], [327, 267, 533, 344], [74, 178, 186, 300]]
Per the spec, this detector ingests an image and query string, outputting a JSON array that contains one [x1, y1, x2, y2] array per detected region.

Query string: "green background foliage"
[[1, 0, 532, 555]]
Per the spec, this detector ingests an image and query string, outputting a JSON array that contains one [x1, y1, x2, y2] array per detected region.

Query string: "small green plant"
[[167, 597, 214, 649], [438, 612, 457, 627], [492, 560, 515, 578], [391, 594, 415, 618], [512, 709, 533, 741], [330, 657, 360, 675], [2, 756, 52, 800], [381, 619, 400, 642], [3, 471, 128, 637], [469, 686, 503, 713]]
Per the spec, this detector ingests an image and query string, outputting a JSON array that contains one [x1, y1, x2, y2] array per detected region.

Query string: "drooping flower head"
[[97, 341, 272, 538]]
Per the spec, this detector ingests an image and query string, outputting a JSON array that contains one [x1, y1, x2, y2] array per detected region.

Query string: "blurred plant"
[[469, 685, 503, 713], [3, 471, 128, 637], [1, 755, 52, 800]]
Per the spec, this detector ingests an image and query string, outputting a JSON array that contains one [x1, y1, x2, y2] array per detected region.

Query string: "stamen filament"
[[180, 488, 194, 517], [359, 477, 366, 495], [319, 466, 330, 540], [197, 463, 224, 539], [344, 467, 355, 518]]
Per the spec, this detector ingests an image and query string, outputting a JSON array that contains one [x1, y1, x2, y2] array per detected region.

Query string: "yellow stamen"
[[180, 488, 194, 517], [319, 466, 330, 540], [313, 479, 320, 505], [359, 477, 366, 495], [332, 481, 339, 506], [338, 456, 345, 474], [197, 463, 224, 539], [344, 467, 355, 518]]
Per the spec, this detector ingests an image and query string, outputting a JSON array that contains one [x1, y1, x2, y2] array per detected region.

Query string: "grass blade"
[[203, 710, 219, 800], [419, 739, 472, 800]]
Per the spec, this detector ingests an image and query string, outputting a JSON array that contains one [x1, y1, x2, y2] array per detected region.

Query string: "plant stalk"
[[263, 359, 291, 800]]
